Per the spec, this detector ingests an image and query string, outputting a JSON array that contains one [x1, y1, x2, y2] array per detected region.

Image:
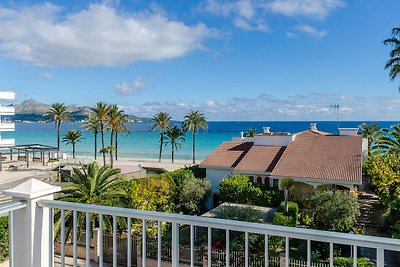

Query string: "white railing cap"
[[4, 178, 61, 199]]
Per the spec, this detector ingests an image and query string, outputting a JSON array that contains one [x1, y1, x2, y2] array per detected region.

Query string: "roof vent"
[[338, 128, 359, 136], [262, 127, 270, 134], [310, 123, 318, 131]]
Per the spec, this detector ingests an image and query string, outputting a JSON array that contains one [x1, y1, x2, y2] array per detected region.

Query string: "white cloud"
[[294, 24, 327, 38], [0, 3, 216, 67], [265, 0, 345, 19], [114, 77, 146, 96], [38, 73, 53, 80]]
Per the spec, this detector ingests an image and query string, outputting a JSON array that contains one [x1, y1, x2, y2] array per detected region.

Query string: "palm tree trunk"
[[192, 131, 196, 164], [94, 132, 97, 160], [172, 145, 174, 163], [101, 123, 106, 166], [159, 132, 163, 162], [57, 122, 61, 158], [73, 144, 75, 159], [115, 132, 118, 161], [110, 130, 114, 167], [285, 189, 289, 213]]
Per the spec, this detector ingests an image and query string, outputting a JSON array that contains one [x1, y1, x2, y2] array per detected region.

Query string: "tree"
[[182, 110, 208, 164], [113, 109, 130, 161], [164, 126, 185, 163], [83, 115, 100, 160], [305, 190, 360, 232], [384, 27, 400, 89], [107, 105, 129, 162], [373, 124, 400, 153], [90, 102, 110, 165], [280, 178, 295, 214], [55, 162, 126, 239], [150, 112, 172, 162], [359, 122, 381, 150], [44, 103, 70, 156], [101, 145, 116, 168], [176, 174, 211, 214], [62, 130, 83, 159]]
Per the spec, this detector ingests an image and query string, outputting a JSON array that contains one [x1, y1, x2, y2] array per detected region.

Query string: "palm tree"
[[244, 128, 257, 137], [164, 126, 185, 163], [44, 103, 70, 156], [62, 130, 83, 159], [150, 112, 172, 162], [359, 122, 381, 150], [83, 116, 100, 160], [374, 124, 400, 153], [55, 162, 126, 239], [182, 110, 208, 164], [107, 105, 130, 163], [100, 145, 116, 168], [384, 27, 400, 89], [280, 178, 295, 214], [90, 102, 110, 165]]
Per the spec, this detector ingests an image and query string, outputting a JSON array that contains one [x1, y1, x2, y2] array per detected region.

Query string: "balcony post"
[[4, 179, 61, 267]]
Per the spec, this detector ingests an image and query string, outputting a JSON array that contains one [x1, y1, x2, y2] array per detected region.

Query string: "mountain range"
[[10, 98, 150, 122]]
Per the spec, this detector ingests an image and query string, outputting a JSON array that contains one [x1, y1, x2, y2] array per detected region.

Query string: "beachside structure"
[[200, 123, 368, 205], [0, 92, 15, 170]]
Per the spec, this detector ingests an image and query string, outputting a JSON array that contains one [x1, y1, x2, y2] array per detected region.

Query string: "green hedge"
[[277, 201, 299, 219], [334, 257, 373, 267], [0, 217, 8, 262], [219, 174, 283, 207], [272, 212, 296, 227]]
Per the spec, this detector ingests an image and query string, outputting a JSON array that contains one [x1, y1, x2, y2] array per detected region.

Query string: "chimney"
[[310, 123, 318, 131], [262, 127, 270, 134], [338, 128, 359, 136], [240, 131, 244, 141]]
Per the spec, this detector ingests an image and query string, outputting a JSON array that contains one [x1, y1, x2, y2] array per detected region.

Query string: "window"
[[249, 176, 255, 183], [273, 179, 279, 188], [257, 176, 263, 184]]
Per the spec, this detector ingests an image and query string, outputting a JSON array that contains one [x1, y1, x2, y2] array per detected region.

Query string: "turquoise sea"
[[1, 121, 398, 161]]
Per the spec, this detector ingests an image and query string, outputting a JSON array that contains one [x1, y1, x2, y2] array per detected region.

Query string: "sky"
[[0, 0, 399, 121]]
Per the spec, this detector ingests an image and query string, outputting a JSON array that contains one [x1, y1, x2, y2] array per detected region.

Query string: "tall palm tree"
[[62, 130, 83, 159], [55, 162, 126, 239], [374, 124, 400, 153], [164, 126, 185, 163], [100, 145, 116, 168], [359, 122, 381, 150], [182, 110, 208, 164], [44, 103, 70, 156], [384, 27, 400, 89], [83, 115, 100, 160], [90, 102, 110, 165], [151, 112, 172, 162], [107, 105, 130, 163]]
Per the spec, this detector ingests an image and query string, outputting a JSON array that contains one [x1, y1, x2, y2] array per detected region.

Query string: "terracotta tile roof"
[[234, 146, 286, 173], [200, 142, 253, 168], [270, 130, 362, 182]]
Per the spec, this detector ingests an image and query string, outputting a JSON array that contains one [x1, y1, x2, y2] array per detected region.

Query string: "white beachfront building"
[[0, 92, 15, 170], [200, 123, 368, 206]]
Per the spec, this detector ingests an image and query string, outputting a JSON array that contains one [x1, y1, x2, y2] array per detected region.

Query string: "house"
[[200, 123, 368, 205]]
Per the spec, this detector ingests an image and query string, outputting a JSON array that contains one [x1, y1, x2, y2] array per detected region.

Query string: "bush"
[[0, 217, 8, 262], [278, 201, 299, 219], [334, 257, 373, 267], [215, 205, 264, 223], [272, 212, 296, 227], [305, 190, 360, 232], [219, 174, 283, 207]]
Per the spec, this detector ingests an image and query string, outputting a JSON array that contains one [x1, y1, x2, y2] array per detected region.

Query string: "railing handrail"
[[0, 200, 26, 215], [38, 199, 400, 251]]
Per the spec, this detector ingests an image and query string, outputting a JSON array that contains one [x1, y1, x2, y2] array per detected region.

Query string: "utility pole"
[[330, 104, 340, 133]]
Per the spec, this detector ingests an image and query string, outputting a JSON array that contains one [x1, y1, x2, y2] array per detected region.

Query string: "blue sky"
[[0, 0, 399, 121]]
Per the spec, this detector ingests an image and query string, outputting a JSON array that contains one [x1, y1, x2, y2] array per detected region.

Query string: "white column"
[[4, 179, 61, 267]]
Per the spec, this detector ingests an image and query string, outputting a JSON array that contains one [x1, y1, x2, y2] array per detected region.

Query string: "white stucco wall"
[[253, 135, 294, 146], [206, 168, 233, 193]]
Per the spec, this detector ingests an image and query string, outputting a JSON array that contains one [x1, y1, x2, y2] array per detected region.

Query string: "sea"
[[2, 121, 398, 161]]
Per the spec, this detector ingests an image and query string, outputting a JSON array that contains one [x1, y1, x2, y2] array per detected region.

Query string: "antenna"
[[330, 104, 340, 133]]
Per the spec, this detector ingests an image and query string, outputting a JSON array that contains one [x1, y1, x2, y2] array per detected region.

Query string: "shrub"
[[334, 257, 373, 267], [278, 201, 299, 219], [305, 190, 360, 232], [176, 176, 211, 214], [0, 217, 8, 262], [272, 212, 295, 227], [219, 174, 283, 207], [215, 205, 264, 223]]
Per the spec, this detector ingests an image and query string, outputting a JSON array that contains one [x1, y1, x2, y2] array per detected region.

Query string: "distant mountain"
[[10, 98, 151, 122]]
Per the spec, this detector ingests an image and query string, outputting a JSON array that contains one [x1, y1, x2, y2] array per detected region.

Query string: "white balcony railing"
[[0, 138, 15, 147], [0, 123, 15, 132], [0, 106, 15, 115], [1, 179, 400, 267]]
